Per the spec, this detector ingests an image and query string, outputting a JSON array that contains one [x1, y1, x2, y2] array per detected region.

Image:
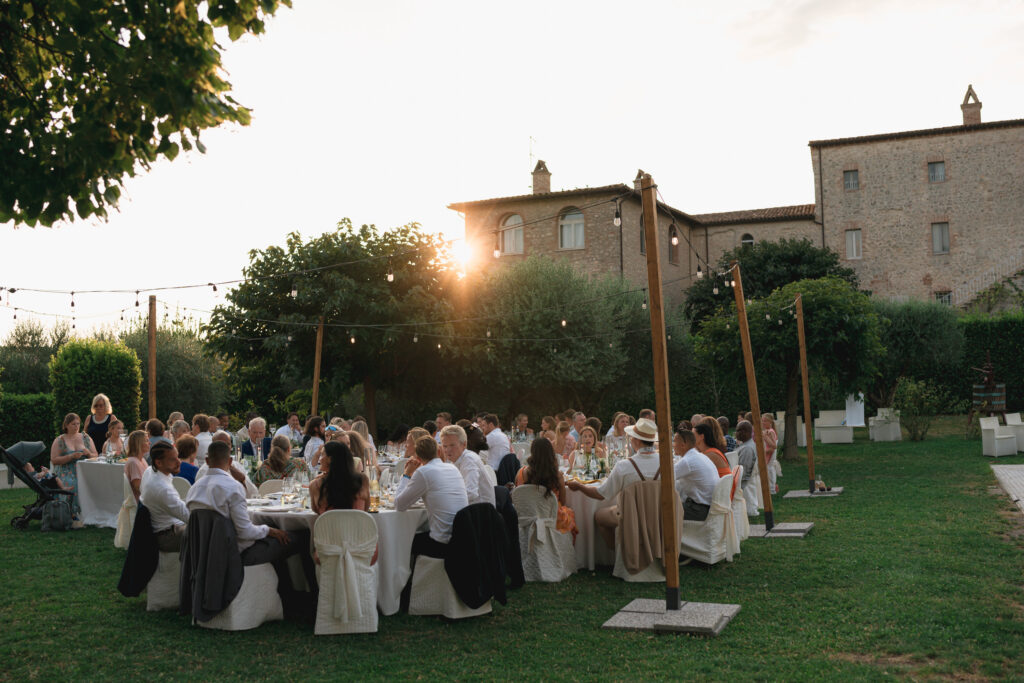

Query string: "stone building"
[[448, 87, 1024, 307]]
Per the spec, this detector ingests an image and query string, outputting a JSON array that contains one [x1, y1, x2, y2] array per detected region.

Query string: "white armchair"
[[1005, 414, 1024, 451], [980, 417, 1018, 457], [815, 410, 853, 444], [869, 408, 902, 442]]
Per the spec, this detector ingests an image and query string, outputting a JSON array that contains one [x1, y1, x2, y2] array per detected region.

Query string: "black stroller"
[[2, 441, 75, 530]]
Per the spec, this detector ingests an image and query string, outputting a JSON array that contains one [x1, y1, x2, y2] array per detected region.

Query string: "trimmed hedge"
[[49, 339, 141, 433], [0, 392, 56, 448], [957, 311, 1024, 412]]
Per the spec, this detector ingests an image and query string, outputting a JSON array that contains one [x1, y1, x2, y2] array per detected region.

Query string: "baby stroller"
[[2, 441, 74, 530]]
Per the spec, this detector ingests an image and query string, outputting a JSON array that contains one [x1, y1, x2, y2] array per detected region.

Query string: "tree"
[[0, 1, 291, 226], [696, 277, 883, 460], [869, 299, 964, 408], [49, 338, 142, 431], [0, 319, 70, 393], [684, 238, 859, 327]]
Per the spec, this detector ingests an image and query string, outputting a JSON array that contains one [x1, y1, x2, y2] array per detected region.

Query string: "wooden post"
[[147, 295, 157, 420], [795, 294, 817, 493], [730, 262, 775, 530], [640, 173, 681, 611], [311, 316, 324, 416]]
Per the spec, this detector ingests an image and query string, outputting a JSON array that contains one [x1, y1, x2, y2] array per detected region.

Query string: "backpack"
[[41, 498, 72, 532]]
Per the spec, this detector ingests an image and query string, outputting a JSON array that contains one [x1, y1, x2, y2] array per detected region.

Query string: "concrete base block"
[[749, 521, 814, 538], [603, 599, 741, 636], [784, 486, 843, 499]]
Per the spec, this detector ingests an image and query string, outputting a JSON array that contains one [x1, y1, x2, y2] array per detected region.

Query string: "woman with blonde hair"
[[346, 429, 371, 473], [102, 419, 125, 458], [569, 425, 606, 472], [123, 430, 150, 502], [50, 413, 97, 525], [540, 416, 557, 442], [762, 413, 780, 493], [552, 421, 577, 462], [253, 434, 310, 487], [84, 393, 117, 455]]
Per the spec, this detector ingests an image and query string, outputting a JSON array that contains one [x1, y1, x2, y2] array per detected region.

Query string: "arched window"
[[500, 214, 523, 254], [668, 224, 680, 264], [558, 209, 584, 250], [740, 233, 754, 247]]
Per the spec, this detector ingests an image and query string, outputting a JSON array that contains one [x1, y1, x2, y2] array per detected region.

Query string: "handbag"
[[41, 498, 72, 532]]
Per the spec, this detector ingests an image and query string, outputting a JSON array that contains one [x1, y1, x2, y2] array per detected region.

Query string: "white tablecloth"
[[565, 487, 616, 570], [77, 460, 125, 528], [249, 505, 428, 616]]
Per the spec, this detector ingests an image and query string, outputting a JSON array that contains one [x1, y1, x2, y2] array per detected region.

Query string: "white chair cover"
[[198, 563, 283, 631], [114, 475, 136, 549], [258, 479, 283, 496], [393, 458, 409, 477], [378, 469, 392, 488], [511, 485, 575, 582], [725, 451, 738, 468], [409, 556, 492, 619], [146, 551, 180, 611], [313, 510, 378, 634], [172, 477, 190, 498], [731, 466, 750, 542], [680, 474, 737, 565], [482, 464, 497, 487]]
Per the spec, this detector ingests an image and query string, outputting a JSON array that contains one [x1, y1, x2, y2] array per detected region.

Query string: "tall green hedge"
[[957, 311, 1024, 412], [49, 339, 141, 432], [0, 392, 56, 448]]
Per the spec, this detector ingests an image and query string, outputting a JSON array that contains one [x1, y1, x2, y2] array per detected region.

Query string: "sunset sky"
[[3, 0, 1023, 337]]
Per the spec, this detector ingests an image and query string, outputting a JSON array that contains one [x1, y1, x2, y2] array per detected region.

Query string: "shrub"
[[893, 377, 947, 441], [0, 392, 56, 448], [49, 339, 141, 432]]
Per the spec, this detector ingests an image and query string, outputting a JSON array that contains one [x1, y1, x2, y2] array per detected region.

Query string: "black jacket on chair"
[[117, 504, 158, 597], [495, 452, 521, 487], [493, 485, 525, 589], [444, 503, 509, 609], [178, 509, 244, 622]]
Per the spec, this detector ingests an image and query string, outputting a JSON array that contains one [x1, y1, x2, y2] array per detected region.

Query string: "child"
[[23, 463, 72, 491]]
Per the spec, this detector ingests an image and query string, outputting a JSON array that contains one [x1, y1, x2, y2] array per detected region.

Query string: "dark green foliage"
[[120, 324, 225, 421], [684, 238, 859, 327], [0, 0, 291, 226], [0, 320, 70, 394], [48, 339, 141, 431], [0, 392, 56, 448], [957, 311, 1024, 412], [893, 377, 948, 441]]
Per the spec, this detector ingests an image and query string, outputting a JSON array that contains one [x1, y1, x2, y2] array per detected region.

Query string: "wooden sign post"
[[730, 262, 774, 530], [639, 173, 681, 611], [311, 316, 325, 416], [795, 294, 817, 493], [147, 295, 157, 420]]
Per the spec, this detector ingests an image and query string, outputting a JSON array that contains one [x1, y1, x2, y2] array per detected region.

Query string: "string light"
[[135, 290, 140, 307], [386, 260, 394, 283], [350, 335, 356, 344], [486, 329, 491, 338], [290, 285, 298, 298], [561, 319, 567, 327], [713, 285, 719, 295], [70, 291, 75, 308], [696, 265, 703, 279], [670, 224, 679, 246], [613, 206, 622, 227], [642, 289, 647, 311], [493, 232, 501, 259]]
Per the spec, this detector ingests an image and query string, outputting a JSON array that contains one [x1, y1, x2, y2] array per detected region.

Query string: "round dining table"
[[565, 484, 616, 570], [248, 503, 428, 615]]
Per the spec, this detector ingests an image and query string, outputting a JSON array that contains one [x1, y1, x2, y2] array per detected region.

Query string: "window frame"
[[557, 208, 585, 250], [845, 229, 862, 260], [843, 169, 860, 191], [931, 222, 950, 255], [499, 214, 524, 255], [740, 233, 754, 248], [928, 161, 946, 183]]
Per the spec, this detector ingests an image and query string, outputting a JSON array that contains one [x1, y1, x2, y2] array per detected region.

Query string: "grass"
[[2, 424, 1024, 681]]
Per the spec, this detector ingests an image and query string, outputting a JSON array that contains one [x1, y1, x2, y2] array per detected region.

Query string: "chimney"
[[961, 84, 982, 126], [531, 160, 551, 194], [633, 169, 644, 192]]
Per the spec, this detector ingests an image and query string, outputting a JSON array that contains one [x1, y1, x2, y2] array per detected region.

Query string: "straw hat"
[[624, 417, 658, 441]]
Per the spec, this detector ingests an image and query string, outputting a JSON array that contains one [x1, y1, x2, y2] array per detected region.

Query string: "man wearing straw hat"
[[567, 417, 663, 550]]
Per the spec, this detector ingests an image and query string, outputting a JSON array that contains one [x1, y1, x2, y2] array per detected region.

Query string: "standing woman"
[[50, 413, 97, 526], [83, 394, 117, 455], [761, 413, 780, 494]]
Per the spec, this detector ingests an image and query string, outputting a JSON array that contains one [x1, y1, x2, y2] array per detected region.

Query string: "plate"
[[247, 498, 275, 506], [259, 505, 299, 513]]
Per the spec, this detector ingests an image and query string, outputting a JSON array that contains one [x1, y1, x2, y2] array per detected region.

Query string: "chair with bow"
[[730, 465, 750, 542], [312, 510, 379, 635], [114, 475, 136, 549], [510, 485, 575, 582], [743, 463, 763, 517], [258, 479, 283, 496], [680, 474, 739, 565], [172, 477, 191, 498]]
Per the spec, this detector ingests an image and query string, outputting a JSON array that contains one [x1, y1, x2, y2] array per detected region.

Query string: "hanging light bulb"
[[670, 225, 679, 246], [493, 232, 501, 259], [12, 308, 16, 320], [135, 290, 140, 307], [561, 319, 567, 327], [70, 291, 75, 308], [613, 206, 622, 227], [642, 290, 648, 310], [350, 335, 356, 344], [725, 322, 730, 329], [778, 319, 783, 325], [696, 265, 704, 279], [290, 286, 298, 298], [766, 313, 771, 320], [437, 343, 442, 350], [713, 286, 719, 295], [486, 329, 491, 338], [413, 334, 418, 343], [72, 316, 76, 330], [386, 260, 394, 283], [287, 334, 293, 342]]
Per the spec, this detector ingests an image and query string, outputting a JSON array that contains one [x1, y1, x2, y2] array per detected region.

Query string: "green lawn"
[[2, 429, 1024, 681]]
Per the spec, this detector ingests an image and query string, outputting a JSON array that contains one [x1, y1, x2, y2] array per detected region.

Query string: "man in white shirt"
[[274, 412, 303, 443], [569, 411, 586, 442], [480, 414, 510, 470], [672, 427, 718, 522], [440, 424, 495, 507], [434, 412, 451, 443], [567, 417, 663, 549], [395, 434, 468, 559], [191, 414, 213, 466], [195, 431, 258, 498], [141, 441, 190, 552]]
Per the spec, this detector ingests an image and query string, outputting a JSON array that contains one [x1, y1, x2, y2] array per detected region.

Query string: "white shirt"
[[141, 470, 189, 532], [303, 436, 324, 467], [194, 431, 213, 466], [185, 467, 269, 552], [195, 462, 258, 498], [395, 458, 468, 544], [673, 447, 720, 506], [484, 428, 511, 469], [597, 446, 662, 501], [453, 449, 496, 507], [569, 427, 581, 442], [275, 425, 302, 442]]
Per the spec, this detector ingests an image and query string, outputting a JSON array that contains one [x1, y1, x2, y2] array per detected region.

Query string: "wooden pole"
[[311, 316, 324, 416], [730, 262, 775, 530], [147, 295, 157, 420], [795, 294, 817, 493], [639, 173, 681, 611]]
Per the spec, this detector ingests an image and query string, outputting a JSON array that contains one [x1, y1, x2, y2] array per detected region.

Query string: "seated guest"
[[240, 417, 272, 461], [102, 419, 125, 458], [514, 413, 534, 437], [423, 420, 438, 439], [164, 412, 184, 439], [540, 415, 557, 442], [569, 411, 587, 442], [191, 414, 213, 465], [695, 422, 731, 477], [175, 435, 200, 484], [718, 416, 738, 452], [605, 412, 628, 441], [274, 412, 303, 443], [170, 419, 191, 442], [434, 412, 452, 443], [309, 441, 377, 565], [570, 425, 606, 471], [208, 416, 220, 434], [553, 421, 577, 462], [147, 418, 170, 447], [350, 418, 375, 451], [235, 410, 259, 442], [585, 416, 603, 440], [690, 414, 704, 427], [638, 408, 656, 422], [439, 424, 495, 506], [197, 432, 258, 498], [217, 413, 232, 434], [395, 435, 468, 559], [514, 437, 576, 538], [301, 416, 326, 468], [185, 441, 310, 593], [141, 441, 190, 551], [345, 430, 372, 473], [124, 430, 150, 501], [456, 420, 488, 454], [253, 435, 311, 487], [672, 428, 718, 521], [734, 420, 757, 491], [566, 418, 662, 549]]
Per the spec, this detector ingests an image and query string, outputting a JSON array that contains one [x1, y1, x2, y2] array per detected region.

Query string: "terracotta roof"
[[808, 118, 1024, 148], [691, 204, 816, 226], [447, 184, 631, 211]]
